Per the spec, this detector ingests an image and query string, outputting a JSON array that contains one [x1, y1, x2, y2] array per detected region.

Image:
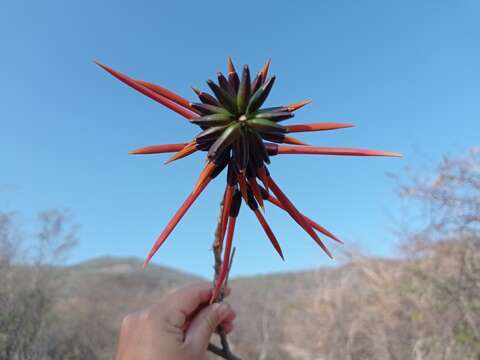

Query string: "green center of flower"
[[190, 63, 300, 175], [238, 114, 248, 125]]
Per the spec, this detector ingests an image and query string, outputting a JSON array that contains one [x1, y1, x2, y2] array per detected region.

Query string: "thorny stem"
[[207, 194, 241, 360]]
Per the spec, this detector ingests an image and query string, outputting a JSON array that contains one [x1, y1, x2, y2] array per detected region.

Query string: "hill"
[[47, 256, 404, 359], [2, 243, 479, 360]]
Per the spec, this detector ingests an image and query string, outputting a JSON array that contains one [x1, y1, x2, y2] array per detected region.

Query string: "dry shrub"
[[0, 210, 108, 360]]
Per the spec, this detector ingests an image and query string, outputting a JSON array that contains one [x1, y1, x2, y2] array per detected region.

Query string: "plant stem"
[[207, 195, 241, 360]]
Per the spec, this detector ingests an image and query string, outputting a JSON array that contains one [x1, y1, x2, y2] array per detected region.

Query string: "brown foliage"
[[0, 210, 107, 360]]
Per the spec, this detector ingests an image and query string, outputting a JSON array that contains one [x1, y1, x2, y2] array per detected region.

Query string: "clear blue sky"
[[1, 0, 479, 277]]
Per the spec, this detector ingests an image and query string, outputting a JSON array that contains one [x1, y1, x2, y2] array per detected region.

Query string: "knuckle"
[[203, 316, 216, 333], [121, 313, 136, 330], [205, 307, 221, 331], [165, 310, 186, 328], [143, 300, 167, 322], [142, 307, 154, 321]]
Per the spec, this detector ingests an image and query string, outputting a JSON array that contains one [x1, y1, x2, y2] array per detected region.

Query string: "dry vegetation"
[[1, 150, 479, 359]]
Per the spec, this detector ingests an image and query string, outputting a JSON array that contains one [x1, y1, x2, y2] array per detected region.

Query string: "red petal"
[[135, 80, 200, 114], [237, 174, 249, 202], [305, 216, 343, 244], [285, 123, 354, 133], [220, 185, 235, 248], [261, 187, 342, 244], [144, 176, 212, 266], [282, 136, 309, 146], [253, 209, 284, 260], [193, 162, 217, 193], [164, 141, 197, 164], [247, 176, 265, 211], [256, 166, 270, 193], [286, 100, 311, 112], [266, 144, 402, 157], [227, 56, 236, 74], [129, 143, 188, 155], [268, 175, 333, 258], [95, 62, 198, 119], [260, 58, 271, 81]]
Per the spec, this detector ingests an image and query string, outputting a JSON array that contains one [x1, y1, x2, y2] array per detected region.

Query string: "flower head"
[[97, 58, 401, 301]]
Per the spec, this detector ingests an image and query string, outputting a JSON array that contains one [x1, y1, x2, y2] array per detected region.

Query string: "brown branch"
[[208, 343, 229, 358], [207, 194, 242, 360]]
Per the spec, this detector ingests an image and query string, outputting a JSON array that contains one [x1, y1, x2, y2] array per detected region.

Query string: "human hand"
[[116, 282, 236, 360]]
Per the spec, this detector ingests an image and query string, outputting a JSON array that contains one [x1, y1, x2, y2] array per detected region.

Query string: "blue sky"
[[1, 0, 479, 277]]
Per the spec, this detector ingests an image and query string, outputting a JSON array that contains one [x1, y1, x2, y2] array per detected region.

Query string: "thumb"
[[185, 302, 234, 352]]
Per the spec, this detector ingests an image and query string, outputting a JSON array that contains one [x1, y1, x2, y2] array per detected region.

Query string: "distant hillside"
[[5, 244, 479, 360], [47, 256, 399, 359], [70, 256, 201, 284]]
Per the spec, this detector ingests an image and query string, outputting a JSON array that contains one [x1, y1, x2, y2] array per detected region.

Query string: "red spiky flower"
[[96, 58, 401, 304]]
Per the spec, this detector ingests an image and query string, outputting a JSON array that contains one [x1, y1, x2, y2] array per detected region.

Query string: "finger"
[[185, 302, 235, 352], [165, 283, 230, 317], [151, 283, 211, 329], [178, 288, 232, 331], [222, 308, 236, 324], [221, 320, 234, 334], [218, 311, 236, 335]]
